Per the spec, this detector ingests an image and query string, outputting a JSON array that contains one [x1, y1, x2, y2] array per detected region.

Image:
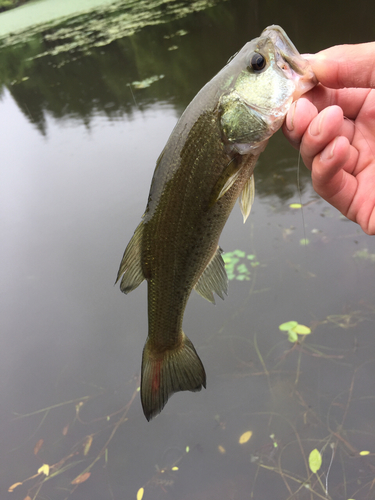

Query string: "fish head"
[[219, 25, 317, 155]]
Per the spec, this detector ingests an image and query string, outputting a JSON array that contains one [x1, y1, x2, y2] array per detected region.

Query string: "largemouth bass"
[[116, 25, 316, 421]]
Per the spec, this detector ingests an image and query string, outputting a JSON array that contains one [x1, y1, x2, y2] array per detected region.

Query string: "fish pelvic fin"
[[141, 332, 206, 421], [239, 173, 255, 223], [115, 222, 145, 293], [208, 157, 242, 208], [194, 246, 228, 304]]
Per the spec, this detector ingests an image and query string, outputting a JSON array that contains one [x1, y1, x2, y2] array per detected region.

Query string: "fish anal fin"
[[194, 246, 228, 304], [115, 222, 145, 294], [141, 332, 206, 421], [239, 173, 255, 223]]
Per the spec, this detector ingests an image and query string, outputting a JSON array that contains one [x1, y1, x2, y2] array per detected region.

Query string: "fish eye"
[[249, 52, 266, 72]]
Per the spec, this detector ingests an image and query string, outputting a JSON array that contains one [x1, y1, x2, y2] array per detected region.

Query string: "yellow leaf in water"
[[83, 435, 93, 456], [239, 431, 252, 444], [360, 450, 370, 456], [171, 466, 179, 471], [38, 464, 50, 476], [308, 449, 322, 473], [8, 482, 23, 492], [71, 472, 91, 484], [289, 203, 302, 209], [24, 496, 32, 500], [34, 439, 43, 455], [218, 445, 226, 454], [293, 324, 311, 335], [137, 487, 144, 500]]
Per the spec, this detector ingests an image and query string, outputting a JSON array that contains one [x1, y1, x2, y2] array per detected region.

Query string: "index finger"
[[302, 85, 371, 120]]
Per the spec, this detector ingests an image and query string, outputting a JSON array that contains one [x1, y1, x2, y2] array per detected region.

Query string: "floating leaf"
[[137, 487, 144, 500], [353, 248, 375, 262], [62, 424, 69, 436], [71, 472, 91, 485], [8, 482, 23, 492], [279, 321, 311, 342], [236, 274, 249, 281], [309, 449, 322, 473], [83, 435, 93, 456], [132, 75, 164, 89], [34, 439, 43, 455], [218, 445, 226, 454], [289, 203, 302, 209], [294, 324, 311, 335], [239, 431, 252, 444], [38, 464, 50, 476], [24, 496, 32, 500], [287, 330, 299, 343], [279, 321, 298, 331], [360, 450, 370, 456], [300, 238, 310, 246], [171, 466, 179, 471], [223, 250, 256, 280], [185, 446, 190, 453]]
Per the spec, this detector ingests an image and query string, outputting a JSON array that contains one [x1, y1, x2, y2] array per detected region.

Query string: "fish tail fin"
[[141, 332, 206, 421]]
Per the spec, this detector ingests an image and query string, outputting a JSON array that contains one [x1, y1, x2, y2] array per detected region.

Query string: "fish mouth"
[[261, 25, 317, 98]]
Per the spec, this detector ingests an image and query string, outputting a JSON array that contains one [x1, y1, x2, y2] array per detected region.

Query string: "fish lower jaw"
[[225, 139, 268, 156]]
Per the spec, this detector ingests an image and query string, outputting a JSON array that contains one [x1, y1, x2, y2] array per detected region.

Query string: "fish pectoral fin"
[[239, 173, 255, 223], [141, 332, 206, 421], [208, 157, 243, 207], [194, 246, 228, 304], [115, 221, 145, 293]]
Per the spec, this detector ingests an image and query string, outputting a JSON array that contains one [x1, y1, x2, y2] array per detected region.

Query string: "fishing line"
[[344, 116, 375, 159], [296, 149, 308, 249], [127, 83, 138, 108]]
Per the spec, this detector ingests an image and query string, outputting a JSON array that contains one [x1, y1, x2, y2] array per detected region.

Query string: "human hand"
[[283, 43, 375, 235]]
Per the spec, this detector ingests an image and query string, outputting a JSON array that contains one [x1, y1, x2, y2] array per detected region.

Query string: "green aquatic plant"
[[278, 320, 311, 343], [222, 249, 259, 281], [353, 248, 375, 262], [0, 0, 226, 54], [131, 74, 164, 89], [0, 0, 22, 12]]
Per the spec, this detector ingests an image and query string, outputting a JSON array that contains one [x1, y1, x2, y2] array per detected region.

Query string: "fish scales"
[[144, 113, 255, 346], [116, 25, 317, 420]]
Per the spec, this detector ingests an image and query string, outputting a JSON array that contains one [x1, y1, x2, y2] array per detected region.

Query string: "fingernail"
[[309, 109, 326, 136], [320, 137, 338, 161], [286, 101, 297, 131]]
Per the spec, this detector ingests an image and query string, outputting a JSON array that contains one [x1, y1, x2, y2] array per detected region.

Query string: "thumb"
[[305, 42, 375, 90]]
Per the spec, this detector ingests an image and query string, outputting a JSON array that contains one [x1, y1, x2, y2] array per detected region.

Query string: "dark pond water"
[[2, 1, 375, 499]]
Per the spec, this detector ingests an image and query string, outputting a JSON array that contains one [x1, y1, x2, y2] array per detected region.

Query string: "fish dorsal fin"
[[208, 157, 243, 208], [115, 222, 145, 294], [194, 246, 228, 304], [239, 173, 255, 223]]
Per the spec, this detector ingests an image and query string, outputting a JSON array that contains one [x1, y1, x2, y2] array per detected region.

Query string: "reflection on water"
[[2, 0, 375, 499]]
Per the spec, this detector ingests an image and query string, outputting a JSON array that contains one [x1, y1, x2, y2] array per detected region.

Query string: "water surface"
[[2, 1, 375, 499]]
